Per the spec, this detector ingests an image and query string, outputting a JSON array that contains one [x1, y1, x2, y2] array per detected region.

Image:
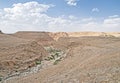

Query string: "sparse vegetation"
[[0, 78, 2, 81], [35, 60, 41, 65], [44, 46, 63, 65], [53, 59, 61, 65], [0, 75, 3, 81]]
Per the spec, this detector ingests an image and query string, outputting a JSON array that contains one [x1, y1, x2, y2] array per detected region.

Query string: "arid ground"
[[0, 31, 120, 83]]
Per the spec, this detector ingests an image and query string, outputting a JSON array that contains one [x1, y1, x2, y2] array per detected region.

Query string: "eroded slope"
[[0, 33, 48, 78], [5, 36, 120, 83]]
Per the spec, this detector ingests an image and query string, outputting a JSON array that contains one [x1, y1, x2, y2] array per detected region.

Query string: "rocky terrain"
[[0, 31, 120, 83]]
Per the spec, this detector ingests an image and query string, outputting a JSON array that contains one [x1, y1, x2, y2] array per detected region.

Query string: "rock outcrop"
[[48, 32, 120, 40]]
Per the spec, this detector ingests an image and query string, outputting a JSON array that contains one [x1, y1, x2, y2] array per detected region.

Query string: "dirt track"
[[0, 32, 120, 83]]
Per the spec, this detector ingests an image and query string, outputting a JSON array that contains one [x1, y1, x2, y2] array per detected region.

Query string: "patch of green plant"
[[0, 76, 3, 81], [53, 59, 61, 65], [45, 52, 61, 61], [54, 52, 60, 57], [45, 56, 54, 61], [48, 56, 54, 60], [51, 54, 55, 60], [35, 60, 41, 65], [44, 47, 64, 63], [44, 58, 49, 61]]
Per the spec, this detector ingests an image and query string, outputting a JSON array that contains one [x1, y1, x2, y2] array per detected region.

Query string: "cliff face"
[[68, 32, 120, 37], [48, 32, 120, 40], [48, 32, 69, 40]]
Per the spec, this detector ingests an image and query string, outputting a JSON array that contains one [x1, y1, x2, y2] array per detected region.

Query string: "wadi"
[[0, 31, 120, 83]]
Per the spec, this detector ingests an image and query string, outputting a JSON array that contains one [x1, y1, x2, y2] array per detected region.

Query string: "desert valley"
[[0, 31, 120, 83]]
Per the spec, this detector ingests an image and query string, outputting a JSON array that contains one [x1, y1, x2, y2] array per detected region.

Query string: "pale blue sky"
[[0, 0, 120, 17], [0, 0, 120, 33]]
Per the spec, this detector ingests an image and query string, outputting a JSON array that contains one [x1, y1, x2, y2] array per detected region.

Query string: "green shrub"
[[53, 59, 61, 65], [35, 60, 41, 65], [51, 55, 55, 60], [44, 47, 63, 65], [55, 52, 60, 57], [0, 77, 2, 81]]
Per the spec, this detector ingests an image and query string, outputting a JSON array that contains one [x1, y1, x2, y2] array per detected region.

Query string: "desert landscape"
[[0, 0, 120, 83], [0, 31, 120, 83]]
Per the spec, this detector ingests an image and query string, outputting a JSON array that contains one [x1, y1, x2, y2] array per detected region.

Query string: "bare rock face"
[[48, 32, 120, 41], [48, 32, 69, 40]]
